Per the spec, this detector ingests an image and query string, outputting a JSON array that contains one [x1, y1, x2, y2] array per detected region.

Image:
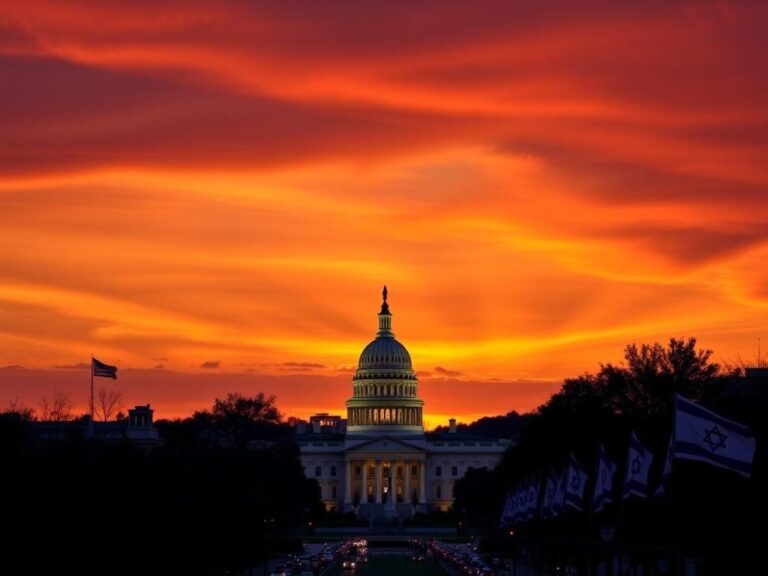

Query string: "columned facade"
[[342, 457, 426, 506]]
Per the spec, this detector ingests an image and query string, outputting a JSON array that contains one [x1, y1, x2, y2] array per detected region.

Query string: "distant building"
[[296, 288, 508, 516], [30, 404, 162, 448], [726, 367, 768, 397], [721, 367, 768, 421]]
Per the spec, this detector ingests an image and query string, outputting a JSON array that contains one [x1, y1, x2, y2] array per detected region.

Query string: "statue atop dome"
[[380, 285, 390, 315]]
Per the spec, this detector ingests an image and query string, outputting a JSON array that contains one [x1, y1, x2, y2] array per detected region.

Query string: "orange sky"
[[1, 1, 767, 428]]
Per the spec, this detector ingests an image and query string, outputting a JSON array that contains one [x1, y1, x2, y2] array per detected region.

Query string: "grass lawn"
[[325, 555, 450, 576]]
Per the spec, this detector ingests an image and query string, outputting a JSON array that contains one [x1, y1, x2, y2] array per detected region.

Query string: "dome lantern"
[[377, 285, 393, 336]]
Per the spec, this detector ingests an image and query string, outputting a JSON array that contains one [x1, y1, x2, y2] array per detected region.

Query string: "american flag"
[[92, 357, 118, 379]]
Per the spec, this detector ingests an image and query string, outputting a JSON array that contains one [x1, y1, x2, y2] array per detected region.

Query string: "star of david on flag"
[[674, 394, 755, 477], [525, 474, 541, 520], [623, 432, 653, 499], [593, 445, 617, 512], [564, 453, 588, 512]]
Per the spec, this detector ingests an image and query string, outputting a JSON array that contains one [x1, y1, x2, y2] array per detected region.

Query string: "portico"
[[342, 437, 427, 509]]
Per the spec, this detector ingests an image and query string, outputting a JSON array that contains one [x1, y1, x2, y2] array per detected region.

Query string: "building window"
[[436, 486, 442, 499], [355, 465, 362, 476], [331, 486, 337, 499], [435, 465, 442, 477], [315, 466, 322, 477], [331, 466, 337, 477], [452, 466, 458, 477], [411, 465, 417, 476]]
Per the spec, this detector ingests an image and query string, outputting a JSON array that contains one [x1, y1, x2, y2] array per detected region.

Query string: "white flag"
[[674, 394, 755, 478], [593, 445, 617, 512], [623, 432, 654, 499]]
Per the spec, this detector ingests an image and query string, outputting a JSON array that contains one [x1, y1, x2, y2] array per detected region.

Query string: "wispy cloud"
[[53, 363, 90, 370], [281, 361, 325, 369], [434, 366, 462, 378]]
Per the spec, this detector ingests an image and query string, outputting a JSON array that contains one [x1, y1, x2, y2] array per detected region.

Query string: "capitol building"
[[297, 288, 508, 517]]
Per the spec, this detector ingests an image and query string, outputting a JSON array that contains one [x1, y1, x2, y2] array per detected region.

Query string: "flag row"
[[501, 394, 756, 526]]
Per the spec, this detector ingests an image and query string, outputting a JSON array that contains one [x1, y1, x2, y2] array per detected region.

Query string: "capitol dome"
[[358, 334, 412, 370], [346, 287, 424, 435]]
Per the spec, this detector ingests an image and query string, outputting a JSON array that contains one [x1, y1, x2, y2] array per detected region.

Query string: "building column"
[[344, 459, 352, 504], [419, 460, 426, 504], [375, 460, 382, 504], [404, 460, 411, 504]]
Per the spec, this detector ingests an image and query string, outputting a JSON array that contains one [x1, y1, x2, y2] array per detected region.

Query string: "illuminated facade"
[[297, 288, 508, 516]]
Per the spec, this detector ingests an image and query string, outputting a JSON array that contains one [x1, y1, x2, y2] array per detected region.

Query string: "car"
[[411, 555, 425, 561], [342, 559, 356, 570]]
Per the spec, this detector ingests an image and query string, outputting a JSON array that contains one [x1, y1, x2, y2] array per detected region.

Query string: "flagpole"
[[617, 431, 630, 576], [670, 393, 679, 576], [587, 444, 600, 576], [90, 354, 94, 421]]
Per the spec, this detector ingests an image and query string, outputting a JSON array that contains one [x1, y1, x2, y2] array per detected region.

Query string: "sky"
[[0, 1, 767, 428]]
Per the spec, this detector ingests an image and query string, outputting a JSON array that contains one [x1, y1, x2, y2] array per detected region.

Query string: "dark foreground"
[[325, 555, 450, 576]]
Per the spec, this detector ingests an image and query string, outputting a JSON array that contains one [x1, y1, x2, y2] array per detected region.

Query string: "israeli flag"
[[623, 432, 654, 499], [514, 485, 526, 523], [500, 492, 515, 526], [564, 453, 589, 512], [541, 469, 558, 518], [654, 435, 673, 497], [593, 445, 617, 513], [674, 394, 755, 477], [525, 474, 540, 520]]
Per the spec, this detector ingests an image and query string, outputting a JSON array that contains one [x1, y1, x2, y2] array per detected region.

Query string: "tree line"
[[0, 392, 323, 575], [454, 338, 766, 574]]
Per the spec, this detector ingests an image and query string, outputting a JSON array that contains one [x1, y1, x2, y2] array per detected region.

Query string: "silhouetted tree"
[[38, 390, 74, 422], [6, 397, 34, 421], [603, 337, 723, 417], [95, 387, 123, 422], [205, 392, 284, 448], [538, 337, 724, 430]]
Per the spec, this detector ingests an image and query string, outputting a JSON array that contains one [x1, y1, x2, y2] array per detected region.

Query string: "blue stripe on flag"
[[675, 440, 753, 476], [677, 395, 753, 436]]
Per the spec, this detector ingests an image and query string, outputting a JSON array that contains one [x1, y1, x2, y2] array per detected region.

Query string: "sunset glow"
[[1, 2, 767, 427]]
